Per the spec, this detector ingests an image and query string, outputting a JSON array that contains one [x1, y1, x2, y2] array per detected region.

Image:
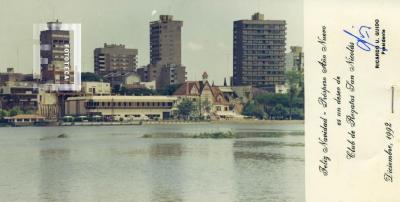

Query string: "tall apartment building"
[[138, 15, 186, 89], [233, 13, 286, 91], [285, 46, 304, 72], [40, 20, 73, 84], [94, 43, 138, 76], [150, 15, 182, 66]]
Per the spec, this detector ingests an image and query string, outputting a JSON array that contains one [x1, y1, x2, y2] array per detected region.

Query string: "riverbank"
[[0, 119, 304, 127], [211, 119, 304, 124]]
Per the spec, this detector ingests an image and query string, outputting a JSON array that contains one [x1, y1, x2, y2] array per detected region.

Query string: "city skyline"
[[0, 0, 303, 85]]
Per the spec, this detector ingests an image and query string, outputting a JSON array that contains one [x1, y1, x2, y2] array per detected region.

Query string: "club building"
[[65, 95, 177, 120]]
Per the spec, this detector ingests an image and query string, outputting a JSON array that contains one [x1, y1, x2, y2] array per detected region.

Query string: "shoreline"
[[0, 119, 304, 127], [210, 119, 304, 124]]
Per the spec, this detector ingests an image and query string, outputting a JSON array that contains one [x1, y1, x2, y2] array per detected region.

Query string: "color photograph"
[[0, 0, 304, 201]]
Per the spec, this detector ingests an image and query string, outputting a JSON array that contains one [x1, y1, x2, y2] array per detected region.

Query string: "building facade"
[[37, 91, 59, 120], [40, 20, 74, 84], [173, 72, 232, 118], [233, 13, 286, 91], [0, 82, 39, 112], [65, 95, 177, 120], [94, 43, 138, 76], [150, 15, 182, 66], [5, 114, 46, 126], [138, 15, 186, 89], [285, 46, 304, 72], [0, 68, 33, 86], [81, 82, 111, 95]]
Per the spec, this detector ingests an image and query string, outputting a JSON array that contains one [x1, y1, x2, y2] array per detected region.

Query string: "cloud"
[[187, 42, 204, 51]]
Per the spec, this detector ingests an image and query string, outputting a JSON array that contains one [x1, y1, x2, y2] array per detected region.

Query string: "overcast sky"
[[0, 0, 303, 85]]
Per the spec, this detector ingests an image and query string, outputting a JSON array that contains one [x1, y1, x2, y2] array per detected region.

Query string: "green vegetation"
[[112, 84, 182, 96], [0, 109, 9, 120], [141, 131, 302, 139], [193, 131, 235, 139], [0, 107, 33, 118], [9, 107, 24, 116], [243, 102, 265, 119], [177, 99, 196, 120], [286, 70, 304, 120], [0, 107, 36, 125], [81, 72, 103, 82], [156, 83, 182, 95], [244, 71, 304, 120], [142, 131, 236, 139], [116, 86, 156, 96]]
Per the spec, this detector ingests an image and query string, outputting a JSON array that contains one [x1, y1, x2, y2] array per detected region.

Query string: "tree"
[[202, 98, 212, 114], [255, 93, 288, 117], [177, 99, 195, 120], [270, 104, 289, 120], [285, 70, 303, 120], [0, 109, 9, 119], [81, 72, 103, 82], [243, 102, 265, 119], [117, 87, 156, 96], [291, 107, 304, 120], [156, 84, 182, 95], [9, 107, 23, 116]]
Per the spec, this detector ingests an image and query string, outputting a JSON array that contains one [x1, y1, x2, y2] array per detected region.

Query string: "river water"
[[0, 123, 304, 202]]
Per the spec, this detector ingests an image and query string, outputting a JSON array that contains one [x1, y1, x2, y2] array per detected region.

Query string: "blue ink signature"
[[343, 25, 387, 52]]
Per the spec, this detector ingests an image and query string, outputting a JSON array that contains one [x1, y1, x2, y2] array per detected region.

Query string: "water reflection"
[[233, 139, 304, 202], [39, 148, 71, 202], [149, 142, 183, 202], [234, 140, 304, 148], [149, 143, 183, 157]]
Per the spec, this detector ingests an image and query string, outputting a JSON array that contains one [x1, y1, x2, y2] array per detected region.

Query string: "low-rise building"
[[81, 82, 111, 95], [5, 114, 46, 126], [103, 71, 157, 90], [65, 95, 177, 120], [173, 72, 232, 118], [0, 82, 39, 111], [136, 64, 186, 89], [231, 85, 254, 103], [275, 84, 289, 94], [38, 91, 58, 120], [0, 68, 33, 86]]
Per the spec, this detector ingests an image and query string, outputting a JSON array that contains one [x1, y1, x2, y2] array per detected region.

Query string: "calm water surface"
[[0, 123, 304, 202]]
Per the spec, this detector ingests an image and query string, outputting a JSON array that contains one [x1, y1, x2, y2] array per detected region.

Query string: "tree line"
[[243, 70, 304, 120]]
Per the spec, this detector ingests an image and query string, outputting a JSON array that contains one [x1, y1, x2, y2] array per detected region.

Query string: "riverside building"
[[65, 95, 177, 120]]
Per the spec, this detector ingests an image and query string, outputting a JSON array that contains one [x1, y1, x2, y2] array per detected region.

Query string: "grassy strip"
[[143, 131, 236, 139]]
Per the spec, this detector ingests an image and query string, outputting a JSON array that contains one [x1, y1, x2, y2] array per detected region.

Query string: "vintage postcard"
[[0, 0, 398, 201], [0, 0, 304, 201]]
